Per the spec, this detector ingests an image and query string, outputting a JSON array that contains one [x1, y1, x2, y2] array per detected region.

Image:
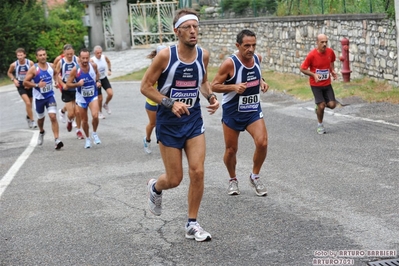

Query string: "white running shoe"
[[143, 137, 151, 154], [185, 222, 212, 242], [98, 112, 105, 119], [55, 139, 64, 150], [29, 120, 37, 129], [85, 138, 91, 149], [92, 133, 101, 145], [58, 109, 66, 123], [72, 120, 77, 128], [38, 131, 45, 145], [147, 179, 162, 216], [227, 179, 240, 195], [103, 103, 111, 114]]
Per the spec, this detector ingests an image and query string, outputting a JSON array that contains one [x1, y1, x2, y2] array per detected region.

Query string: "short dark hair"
[[35, 47, 46, 55], [79, 47, 90, 56], [236, 29, 256, 44]]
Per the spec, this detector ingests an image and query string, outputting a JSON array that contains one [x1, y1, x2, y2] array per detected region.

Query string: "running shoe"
[[85, 138, 91, 149], [103, 103, 111, 114], [92, 133, 101, 145], [26, 116, 31, 128], [317, 124, 326, 135], [249, 175, 268, 196], [55, 139, 64, 150], [30, 120, 37, 129], [67, 121, 73, 132], [76, 130, 84, 139], [227, 179, 240, 195], [58, 109, 66, 123], [147, 179, 162, 216], [143, 137, 151, 154], [99, 112, 105, 119], [38, 131, 45, 145], [185, 222, 212, 242], [72, 120, 77, 128]]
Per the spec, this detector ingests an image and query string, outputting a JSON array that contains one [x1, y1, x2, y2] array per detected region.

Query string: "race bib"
[[82, 85, 95, 97], [316, 69, 329, 81], [40, 84, 53, 94], [238, 93, 260, 112], [170, 88, 198, 108]]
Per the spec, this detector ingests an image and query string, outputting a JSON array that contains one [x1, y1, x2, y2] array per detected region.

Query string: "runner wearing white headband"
[[174, 14, 199, 29]]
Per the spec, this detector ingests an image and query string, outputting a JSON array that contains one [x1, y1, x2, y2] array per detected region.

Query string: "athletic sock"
[[187, 219, 197, 226], [152, 183, 161, 195], [250, 173, 259, 180]]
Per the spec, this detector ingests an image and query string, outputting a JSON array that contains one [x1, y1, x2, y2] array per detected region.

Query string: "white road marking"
[[305, 107, 399, 128], [0, 131, 38, 200]]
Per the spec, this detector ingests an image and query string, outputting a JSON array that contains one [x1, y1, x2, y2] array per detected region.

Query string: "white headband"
[[174, 14, 199, 29]]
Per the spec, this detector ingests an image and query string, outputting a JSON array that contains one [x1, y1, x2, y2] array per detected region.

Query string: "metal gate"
[[129, 0, 178, 47], [102, 2, 115, 50]]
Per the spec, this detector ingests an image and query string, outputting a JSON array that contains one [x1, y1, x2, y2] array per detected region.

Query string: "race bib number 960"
[[238, 94, 260, 112]]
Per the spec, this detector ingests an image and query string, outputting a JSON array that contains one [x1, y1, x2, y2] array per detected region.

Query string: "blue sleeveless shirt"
[[222, 54, 262, 118], [156, 45, 205, 125]]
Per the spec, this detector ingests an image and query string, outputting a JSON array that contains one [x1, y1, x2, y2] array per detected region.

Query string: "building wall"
[[82, 0, 130, 51], [198, 14, 398, 83]]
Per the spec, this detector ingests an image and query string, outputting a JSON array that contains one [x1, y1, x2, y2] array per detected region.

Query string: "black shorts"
[[98, 77, 112, 95], [311, 84, 336, 104], [61, 89, 76, 103], [17, 82, 33, 98]]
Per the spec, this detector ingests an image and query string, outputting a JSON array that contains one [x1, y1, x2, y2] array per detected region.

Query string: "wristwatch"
[[207, 93, 217, 103], [161, 97, 174, 109], [35, 83, 39, 87]]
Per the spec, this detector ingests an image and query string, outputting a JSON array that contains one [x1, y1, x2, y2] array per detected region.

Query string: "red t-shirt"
[[301, 48, 336, 87]]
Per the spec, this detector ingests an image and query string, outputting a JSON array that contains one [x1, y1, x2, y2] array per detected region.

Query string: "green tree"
[[0, 1, 46, 76]]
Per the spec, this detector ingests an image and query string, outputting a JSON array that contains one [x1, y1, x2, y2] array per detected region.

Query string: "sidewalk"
[[0, 47, 154, 93]]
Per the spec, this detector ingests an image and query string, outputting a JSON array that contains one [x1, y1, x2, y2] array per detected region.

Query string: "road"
[[0, 80, 398, 266]]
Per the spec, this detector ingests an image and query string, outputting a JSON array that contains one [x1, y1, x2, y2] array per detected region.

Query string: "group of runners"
[[7, 7, 338, 242], [7, 45, 114, 149]]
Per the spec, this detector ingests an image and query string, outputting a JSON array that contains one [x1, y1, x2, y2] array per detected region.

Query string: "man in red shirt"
[[300, 34, 337, 134]]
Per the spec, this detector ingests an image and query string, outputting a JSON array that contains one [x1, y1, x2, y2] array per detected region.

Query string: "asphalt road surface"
[[0, 81, 398, 266]]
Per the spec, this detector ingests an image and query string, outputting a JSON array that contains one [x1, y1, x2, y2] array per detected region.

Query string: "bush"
[[0, 2, 46, 75]]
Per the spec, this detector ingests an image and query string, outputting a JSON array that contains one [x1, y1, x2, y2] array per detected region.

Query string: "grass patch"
[[112, 67, 399, 104], [0, 77, 12, 87]]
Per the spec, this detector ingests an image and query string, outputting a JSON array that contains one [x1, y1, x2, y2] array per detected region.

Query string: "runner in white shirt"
[[90, 45, 113, 119]]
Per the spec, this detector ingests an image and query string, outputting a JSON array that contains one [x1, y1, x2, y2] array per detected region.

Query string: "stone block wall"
[[198, 14, 398, 83]]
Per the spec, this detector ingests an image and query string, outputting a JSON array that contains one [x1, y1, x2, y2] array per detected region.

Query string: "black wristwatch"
[[161, 97, 174, 109], [207, 93, 217, 103]]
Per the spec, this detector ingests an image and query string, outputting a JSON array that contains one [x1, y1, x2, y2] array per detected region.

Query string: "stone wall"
[[198, 14, 398, 83]]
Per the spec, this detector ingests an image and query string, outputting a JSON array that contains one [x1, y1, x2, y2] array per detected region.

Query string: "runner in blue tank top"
[[66, 48, 102, 149], [212, 29, 269, 197], [140, 8, 219, 242], [23, 47, 63, 150], [7, 48, 36, 128]]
